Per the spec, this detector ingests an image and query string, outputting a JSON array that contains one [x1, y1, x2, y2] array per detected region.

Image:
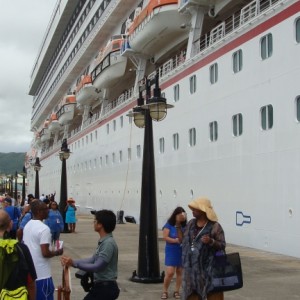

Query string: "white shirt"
[[23, 219, 52, 279]]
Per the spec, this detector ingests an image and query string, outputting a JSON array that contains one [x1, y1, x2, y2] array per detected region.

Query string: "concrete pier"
[[51, 215, 300, 300]]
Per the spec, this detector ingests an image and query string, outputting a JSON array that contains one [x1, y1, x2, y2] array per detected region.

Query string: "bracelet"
[[210, 238, 215, 246]]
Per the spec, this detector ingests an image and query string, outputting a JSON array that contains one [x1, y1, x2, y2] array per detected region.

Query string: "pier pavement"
[[51, 215, 300, 300]]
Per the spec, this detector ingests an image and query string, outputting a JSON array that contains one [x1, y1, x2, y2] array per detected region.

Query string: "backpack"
[[0, 240, 29, 300], [0, 240, 18, 291]]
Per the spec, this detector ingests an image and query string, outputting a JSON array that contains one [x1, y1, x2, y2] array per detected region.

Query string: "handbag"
[[0, 286, 28, 300], [75, 270, 94, 292], [210, 252, 243, 292]]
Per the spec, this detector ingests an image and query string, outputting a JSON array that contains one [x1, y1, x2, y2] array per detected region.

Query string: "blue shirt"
[[19, 211, 32, 230], [4, 206, 21, 230], [45, 209, 64, 232]]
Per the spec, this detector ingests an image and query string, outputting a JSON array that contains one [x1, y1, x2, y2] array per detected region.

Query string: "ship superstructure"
[[27, 0, 300, 258]]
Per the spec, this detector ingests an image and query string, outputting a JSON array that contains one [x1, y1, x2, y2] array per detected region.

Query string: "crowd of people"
[[0, 193, 79, 299], [0, 195, 225, 300]]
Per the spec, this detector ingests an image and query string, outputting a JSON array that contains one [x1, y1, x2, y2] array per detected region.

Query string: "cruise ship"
[[27, 0, 300, 258]]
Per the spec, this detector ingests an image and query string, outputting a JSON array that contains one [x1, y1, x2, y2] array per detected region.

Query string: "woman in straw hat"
[[181, 197, 226, 300], [65, 198, 77, 233]]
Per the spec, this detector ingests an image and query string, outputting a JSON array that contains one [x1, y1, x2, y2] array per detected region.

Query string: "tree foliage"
[[0, 153, 26, 175]]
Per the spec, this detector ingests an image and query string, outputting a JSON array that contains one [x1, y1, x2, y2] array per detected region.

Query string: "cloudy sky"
[[0, 1, 57, 153]]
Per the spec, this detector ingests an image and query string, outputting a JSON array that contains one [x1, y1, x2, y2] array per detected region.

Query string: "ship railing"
[[191, 0, 283, 57], [81, 111, 101, 130], [102, 87, 134, 117]]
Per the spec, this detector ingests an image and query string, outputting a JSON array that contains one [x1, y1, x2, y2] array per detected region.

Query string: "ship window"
[[209, 63, 218, 84], [232, 113, 243, 137], [82, 138, 84, 147], [106, 124, 109, 134], [261, 33, 273, 60], [112, 153, 115, 164], [189, 128, 196, 147], [174, 84, 180, 102], [261, 104, 273, 130], [209, 121, 218, 141], [119, 150, 123, 163], [120, 116, 124, 128], [105, 155, 109, 165], [159, 137, 165, 154], [113, 120, 116, 131], [296, 18, 300, 43], [296, 96, 300, 122], [189, 75, 196, 94], [137, 145, 141, 158], [94, 159, 97, 168], [233, 50, 243, 73], [95, 130, 98, 140], [128, 148, 131, 161], [99, 157, 103, 167], [173, 133, 179, 150]]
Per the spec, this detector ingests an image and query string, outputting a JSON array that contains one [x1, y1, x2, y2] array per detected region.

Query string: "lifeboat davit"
[[57, 94, 76, 125], [76, 75, 100, 106], [40, 120, 51, 142], [91, 35, 127, 89], [127, 0, 189, 55], [48, 113, 61, 133]]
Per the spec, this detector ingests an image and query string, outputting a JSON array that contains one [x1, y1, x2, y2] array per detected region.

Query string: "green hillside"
[[0, 153, 26, 175]]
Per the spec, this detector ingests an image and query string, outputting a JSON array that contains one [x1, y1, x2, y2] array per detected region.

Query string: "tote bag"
[[210, 252, 243, 292]]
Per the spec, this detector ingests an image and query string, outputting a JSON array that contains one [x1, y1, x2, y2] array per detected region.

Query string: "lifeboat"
[[76, 75, 100, 106], [40, 120, 51, 142], [34, 132, 42, 148], [91, 35, 128, 89], [127, 0, 189, 56], [57, 94, 76, 125], [48, 113, 61, 133]]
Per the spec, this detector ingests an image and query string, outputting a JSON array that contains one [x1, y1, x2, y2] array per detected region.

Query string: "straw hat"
[[188, 197, 218, 222], [67, 197, 75, 203]]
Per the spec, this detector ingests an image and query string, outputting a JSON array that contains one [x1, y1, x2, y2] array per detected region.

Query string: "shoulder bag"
[[210, 251, 243, 292]]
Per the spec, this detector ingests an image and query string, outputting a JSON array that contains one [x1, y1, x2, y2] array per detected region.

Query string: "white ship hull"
[[27, 0, 300, 258]]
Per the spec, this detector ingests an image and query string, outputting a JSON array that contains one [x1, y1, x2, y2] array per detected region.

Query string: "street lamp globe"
[[34, 157, 42, 171], [59, 151, 71, 161], [146, 96, 173, 122]]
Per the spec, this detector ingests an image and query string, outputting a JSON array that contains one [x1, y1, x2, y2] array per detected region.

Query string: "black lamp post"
[[9, 175, 13, 196], [14, 171, 18, 202], [21, 166, 27, 202], [34, 157, 42, 199], [58, 138, 71, 233], [128, 73, 173, 283]]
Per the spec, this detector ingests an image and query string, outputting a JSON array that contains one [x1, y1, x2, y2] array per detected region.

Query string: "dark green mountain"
[[0, 153, 26, 175]]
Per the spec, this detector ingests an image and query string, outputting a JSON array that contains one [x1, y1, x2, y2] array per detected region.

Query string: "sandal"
[[173, 291, 180, 299], [161, 292, 168, 299]]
